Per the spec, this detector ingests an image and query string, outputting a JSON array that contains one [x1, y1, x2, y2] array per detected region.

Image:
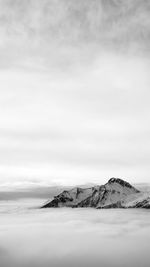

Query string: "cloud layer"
[[0, 206, 150, 267], [0, 0, 150, 69]]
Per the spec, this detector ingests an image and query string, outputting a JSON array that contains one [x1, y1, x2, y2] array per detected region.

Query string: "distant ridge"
[[41, 178, 150, 209]]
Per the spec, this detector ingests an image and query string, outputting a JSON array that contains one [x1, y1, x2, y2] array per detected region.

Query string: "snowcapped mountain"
[[41, 178, 150, 209]]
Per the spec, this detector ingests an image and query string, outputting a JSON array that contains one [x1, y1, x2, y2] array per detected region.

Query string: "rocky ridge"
[[41, 178, 150, 209]]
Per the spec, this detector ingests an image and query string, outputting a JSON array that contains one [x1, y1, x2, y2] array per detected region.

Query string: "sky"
[[0, 0, 150, 187]]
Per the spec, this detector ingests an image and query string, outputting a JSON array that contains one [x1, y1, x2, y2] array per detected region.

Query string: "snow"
[[43, 178, 150, 209]]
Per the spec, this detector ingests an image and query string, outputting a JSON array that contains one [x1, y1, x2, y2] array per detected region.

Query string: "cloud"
[[0, 207, 150, 267], [0, 0, 149, 70], [0, 1, 149, 185]]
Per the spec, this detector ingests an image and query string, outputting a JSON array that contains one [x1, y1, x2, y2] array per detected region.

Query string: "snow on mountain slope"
[[41, 178, 150, 209], [42, 186, 96, 207], [74, 178, 139, 208], [123, 192, 150, 209]]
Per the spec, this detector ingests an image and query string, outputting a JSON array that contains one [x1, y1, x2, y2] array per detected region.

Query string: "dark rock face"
[[108, 178, 140, 192], [131, 198, 150, 209], [41, 177, 150, 209], [75, 186, 109, 208], [43, 190, 74, 208], [97, 201, 124, 209]]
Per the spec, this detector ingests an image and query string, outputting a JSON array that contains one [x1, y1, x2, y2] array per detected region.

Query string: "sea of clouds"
[[0, 199, 150, 267]]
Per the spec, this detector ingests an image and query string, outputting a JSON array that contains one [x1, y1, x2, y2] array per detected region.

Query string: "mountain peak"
[[108, 178, 135, 189]]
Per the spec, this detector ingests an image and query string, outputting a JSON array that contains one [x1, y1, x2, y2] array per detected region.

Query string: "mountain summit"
[[41, 178, 150, 209]]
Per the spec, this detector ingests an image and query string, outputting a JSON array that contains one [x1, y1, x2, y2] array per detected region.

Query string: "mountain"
[[41, 178, 150, 209]]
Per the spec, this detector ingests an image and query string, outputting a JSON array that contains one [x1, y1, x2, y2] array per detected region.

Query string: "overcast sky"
[[0, 0, 150, 186]]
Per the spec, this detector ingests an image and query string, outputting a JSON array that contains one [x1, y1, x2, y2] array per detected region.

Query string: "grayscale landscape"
[[0, 179, 150, 267], [0, 0, 150, 266], [0, 197, 150, 267]]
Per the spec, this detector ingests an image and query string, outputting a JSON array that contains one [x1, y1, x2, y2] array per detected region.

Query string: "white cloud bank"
[[0, 206, 150, 267]]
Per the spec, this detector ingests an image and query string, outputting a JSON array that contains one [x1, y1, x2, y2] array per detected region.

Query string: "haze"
[[0, 201, 150, 267], [0, 0, 150, 187]]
